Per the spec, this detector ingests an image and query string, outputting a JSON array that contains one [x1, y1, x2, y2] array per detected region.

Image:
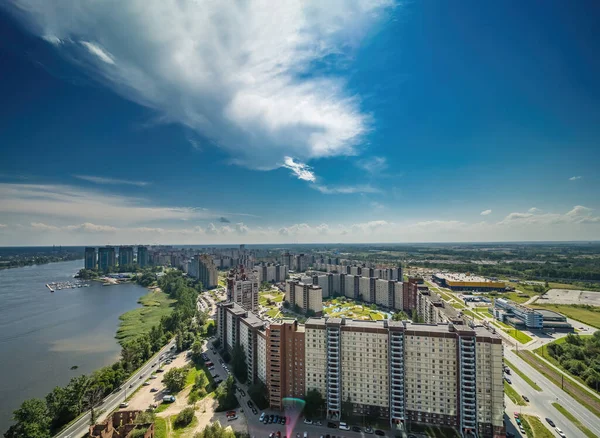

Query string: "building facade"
[[255, 262, 289, 283], [137, 246, 149, 267], [227, 267, 259, 312], [98, 246, 116, 272], [84, 247, 96, 270], [198, 254, 218, 289], [285, 280, 323, 316], [118, 246, 134, 267]]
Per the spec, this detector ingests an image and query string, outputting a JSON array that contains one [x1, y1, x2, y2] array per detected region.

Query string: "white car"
[[304, 419, 313, 425], [119, 402, 128, 408], [555, 428, 566, 437], [339, 422, 350, 431]]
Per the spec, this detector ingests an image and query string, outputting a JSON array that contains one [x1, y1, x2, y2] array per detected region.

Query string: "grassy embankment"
[[520, 415, 554, 438], [504, 381, 527, 406], [552, 403, 599, 438], [503, 358, 542, 391], [117, 289, 176, 344], [517, 350, 600, 418], [490, 319, 533, 343]]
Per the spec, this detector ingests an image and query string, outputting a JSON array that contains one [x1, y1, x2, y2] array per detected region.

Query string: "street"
[[54, 339, 176, 438]]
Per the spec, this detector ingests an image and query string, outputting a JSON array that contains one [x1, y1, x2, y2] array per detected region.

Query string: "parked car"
[[505, 377, 512, 384], [351, 426, 361, 433], [506, 432, 515, 438], [505, 368, 511, 375], [119, 402, 128, 408], [364, 427, 374, 434], [252, 407, 258, 415], [375, 430, 385, 436], [142, 382, 150, 386], [304, 419, 313, 425], [327, 422, 337, 429], [522, 395, 529, 402], [239, 388, 246, 396], [149, 375, 157, 379], [546, 418, 555, 427], [339, 423, 350, 431], [555, 427, 566, 437], [247, 400, 254, 408], [150, 388, 158, 392], [259, 413, 266, 422]]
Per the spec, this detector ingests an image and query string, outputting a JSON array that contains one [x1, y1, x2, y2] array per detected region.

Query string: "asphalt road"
[[54, 339, 176, 438], [504, 347, 600, 438]]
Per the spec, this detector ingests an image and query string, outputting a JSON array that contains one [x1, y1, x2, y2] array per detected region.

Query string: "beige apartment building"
[[303, 318, 504, 438], [227, 267, 259, 312], [285, 279, 323, 316]]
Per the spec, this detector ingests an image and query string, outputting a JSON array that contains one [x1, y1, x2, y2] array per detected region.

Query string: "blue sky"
[[0, 0, 599, 245]]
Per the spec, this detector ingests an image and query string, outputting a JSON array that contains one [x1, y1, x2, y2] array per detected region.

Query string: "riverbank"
[[116, 287, 176, 345]]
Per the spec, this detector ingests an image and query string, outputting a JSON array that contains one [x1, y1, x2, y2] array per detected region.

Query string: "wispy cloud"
[[313, 184, 381, 194], [357, 156, 388, 174], [282, 157, 317, 182], [480, 209, 492, 216], [569, 176, 582, 181], [31, 222, 118, 232], [9, 0, 394, 170], [498, 205, 600, 226], [528, 207, 542, 213], [80, 41, 115, 65], [74, 174, 150, 187], [187, 138, 201, 150]]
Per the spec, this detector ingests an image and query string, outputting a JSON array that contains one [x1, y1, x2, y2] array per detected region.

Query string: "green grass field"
[[266, 308, 280, 318], [552, 403, 599, 438], [504, 328, 533, 344], [462, 309, 483, 320], [504, 358, 542, 391], [532, 304, 600, 329], [116, 289, 176, 344], [473, 307, 491, 313], [521, 414, 554, 438], [505, 381, 527, 406], [154, 417, 167, 438]]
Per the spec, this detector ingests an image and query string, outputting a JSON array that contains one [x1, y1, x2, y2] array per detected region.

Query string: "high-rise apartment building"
[[285, 280, 323, 316], [265, 319, 306, 410], [227, 267, 259, 312], [98, 246, 116, 272], [255, 262, 289, 283], [137, 246, 149, 267], [198, 254, 218, 289], [303, 318, 504, 438], [118, 246, 134, 267], [84, 247, 96, 270], [215, 302, 265, 384]]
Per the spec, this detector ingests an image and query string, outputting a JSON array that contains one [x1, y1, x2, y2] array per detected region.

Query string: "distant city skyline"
[[1, 1, 599, 245]]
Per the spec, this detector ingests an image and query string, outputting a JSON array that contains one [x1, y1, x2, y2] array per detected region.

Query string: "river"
[[0, 260, 148, 433]]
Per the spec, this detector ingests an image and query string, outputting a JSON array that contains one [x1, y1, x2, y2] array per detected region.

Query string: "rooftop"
[[434, 272, 500, 283]]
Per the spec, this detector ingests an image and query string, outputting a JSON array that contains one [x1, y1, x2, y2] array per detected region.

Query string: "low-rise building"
[[433, 273, 505, 292], [89, 410, 154, 438]]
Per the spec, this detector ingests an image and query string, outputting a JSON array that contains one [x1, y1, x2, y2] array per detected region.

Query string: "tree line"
[[4, 270, 207, 438], [546, 332, 600, 392]]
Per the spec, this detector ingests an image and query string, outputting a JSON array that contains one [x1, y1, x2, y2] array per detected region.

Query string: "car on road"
[[555, 427, 566, 437], [239, 388, 246, 396], [339, 422, 350, 431], [519, 426, 525, 434], [522, 395, 529, 402], [364, 427, 374, 434], [505, 377, 512, 384], [304, 419, 313, 425], [129, 383, 134, 388], [156, 368, 164, 373], [506, 432, 515, 438], [142, 382, 150, 386], [119, 402, 128, 408], [260, 413, 266, 422], [504, 368, 511, 375], [251, 407, 258, 415], [351, 426, 361, 433], [149, 375, 157, 379], [247, 400, 254, 408], [546, 418, 555, 427], [375, 430, 385, 436], [327, 422, 337, 429]]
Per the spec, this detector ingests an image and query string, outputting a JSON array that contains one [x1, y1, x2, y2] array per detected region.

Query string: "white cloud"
[[313, 184, 380, 194], [480, 209, 492, 216], [569, 176, 582, 181], [42, 35, 62, 45], [235, 222, 249, 234], [528, 207, 542, 213], [74, 175, 150, 187], [498, 206, 600, 226], [0, 224, 6, 229], [80, 41, 115, 64], [31, 222, 118, 233], [282, 157, 316, 182], [0, 183, 242, 225], [357, 156, 387, 174], [8, 0, 394, 170]]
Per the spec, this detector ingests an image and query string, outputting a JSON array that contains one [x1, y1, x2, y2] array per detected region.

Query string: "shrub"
[[174, 407, 195, 428]]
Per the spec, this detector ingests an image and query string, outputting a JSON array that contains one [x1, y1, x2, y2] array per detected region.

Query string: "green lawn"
[[154, 417, 167, 438], [473, 307, 491, 313], [170, 414, 198, 438], [462, 309, 483, 320], [451, 302, 466, 309], [505, 381, 527, 406], [532, 304, 600, 329], [116, 289, 176, 344], [266, 308, 280, 318], [504, 328, 533, 344], [521, 414, 554, 438], [504, 358, 542, 391], [552, 403, 599, 438]]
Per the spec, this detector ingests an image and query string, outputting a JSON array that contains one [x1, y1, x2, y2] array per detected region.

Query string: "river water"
[[0, 260, 148, 433]]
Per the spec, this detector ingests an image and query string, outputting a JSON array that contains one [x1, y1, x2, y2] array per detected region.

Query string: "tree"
[[193, 421, 236, 438], [194, 371, 209, 396], [134, 410, 156, 424], [174, 407, 195, 427], [231, 343, 247, 383], [306, 309, 316, 317], [215, 376, 238, 411], [130, 429, 149, 438], [163, 367, 189, 393], [293, 304, 302, 314], [191, 339, 205, 365], [248, 381, 269, 410], [303, 389, 325, 419], [4, 398, 51, 438], [282, 301, 290, 309]]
